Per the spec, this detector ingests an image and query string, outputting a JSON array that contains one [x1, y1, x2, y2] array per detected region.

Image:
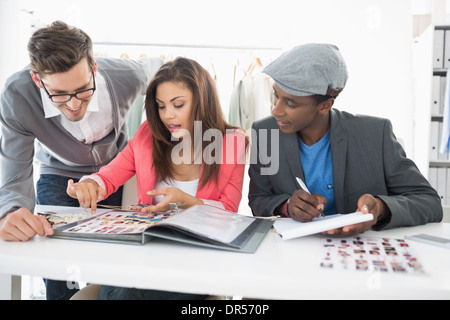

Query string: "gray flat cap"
[[263, 43, 348, 97]]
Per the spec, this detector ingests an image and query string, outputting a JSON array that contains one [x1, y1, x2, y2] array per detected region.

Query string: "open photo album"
[[38, 204, 273, 253]]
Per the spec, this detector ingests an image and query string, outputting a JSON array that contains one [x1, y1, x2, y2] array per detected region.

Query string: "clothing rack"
[[93, 41, 282, 51]]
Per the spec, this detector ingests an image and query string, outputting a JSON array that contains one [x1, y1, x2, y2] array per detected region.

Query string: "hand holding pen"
[[295, 177, 325, 217], [284, 177, 327, 222]]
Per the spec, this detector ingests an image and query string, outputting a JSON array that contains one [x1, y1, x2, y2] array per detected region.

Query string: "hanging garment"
[[229, 79, 251, 129], [228, 72, 273, 130]]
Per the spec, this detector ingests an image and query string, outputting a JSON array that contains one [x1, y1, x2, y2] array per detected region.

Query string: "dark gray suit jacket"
[[248, 109, 442, 230]]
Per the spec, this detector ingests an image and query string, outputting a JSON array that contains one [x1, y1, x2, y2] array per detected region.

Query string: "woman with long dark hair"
[[66, 57, 248, 300]]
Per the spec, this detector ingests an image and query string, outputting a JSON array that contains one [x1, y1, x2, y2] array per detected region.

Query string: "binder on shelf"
[[434, 29, 445, 69], [445, 30, 450, 69], [438, 122, 448, 160], [430, 121, 439, 160], [446, 168, 450, 205], [437, 167, 447, 205], [432, 76, 441, 115], [440, 76, 447, 115]]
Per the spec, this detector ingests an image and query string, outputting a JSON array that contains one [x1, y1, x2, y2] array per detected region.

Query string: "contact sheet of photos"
[[319, 237, 425, 274]]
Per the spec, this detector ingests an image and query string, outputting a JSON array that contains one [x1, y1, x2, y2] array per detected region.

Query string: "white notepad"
[[273, 212, 374, 240]]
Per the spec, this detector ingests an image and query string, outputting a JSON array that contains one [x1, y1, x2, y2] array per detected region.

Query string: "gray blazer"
[[248, 109, 442, 230]]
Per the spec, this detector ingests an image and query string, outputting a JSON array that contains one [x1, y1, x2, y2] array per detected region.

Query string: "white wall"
[[1, 0, 418, 158], [0, 0, 25, 89]]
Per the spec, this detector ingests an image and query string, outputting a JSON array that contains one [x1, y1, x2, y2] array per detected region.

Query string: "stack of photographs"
[[319, 236, 425, 274]]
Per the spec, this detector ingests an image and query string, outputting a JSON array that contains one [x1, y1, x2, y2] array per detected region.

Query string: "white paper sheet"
[[273, 212, 374, 240], [156, 205, 255, 244]]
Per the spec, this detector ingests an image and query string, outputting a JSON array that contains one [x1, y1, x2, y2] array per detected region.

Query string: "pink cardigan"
[[94, 122, 247, 212]]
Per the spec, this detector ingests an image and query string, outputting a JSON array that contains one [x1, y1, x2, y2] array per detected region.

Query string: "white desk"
[[1, 205, 449, 300]]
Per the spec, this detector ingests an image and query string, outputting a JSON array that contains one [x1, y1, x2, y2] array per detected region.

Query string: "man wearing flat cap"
[[248, 43, 442, 234]]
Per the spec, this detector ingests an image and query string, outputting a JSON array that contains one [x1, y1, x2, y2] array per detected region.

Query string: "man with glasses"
[[39, 70, 97, 121], [0, 21, 162, 299]]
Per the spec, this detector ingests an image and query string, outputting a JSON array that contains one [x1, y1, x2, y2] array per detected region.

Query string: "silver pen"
[[295, 177, 324, 217], [169, 202, 184, 215]]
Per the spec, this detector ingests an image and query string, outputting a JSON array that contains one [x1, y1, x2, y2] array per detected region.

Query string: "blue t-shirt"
[[298, 131, 336, 215]]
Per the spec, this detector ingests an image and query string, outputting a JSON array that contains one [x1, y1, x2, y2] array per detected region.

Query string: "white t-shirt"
[[152, 178, 199, 204]]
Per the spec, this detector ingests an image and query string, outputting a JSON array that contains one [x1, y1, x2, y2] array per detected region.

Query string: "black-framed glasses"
[[40, 71, 96, 103]]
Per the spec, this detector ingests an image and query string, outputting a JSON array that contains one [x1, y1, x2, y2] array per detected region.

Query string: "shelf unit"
[[428, 25, 450, 210]]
